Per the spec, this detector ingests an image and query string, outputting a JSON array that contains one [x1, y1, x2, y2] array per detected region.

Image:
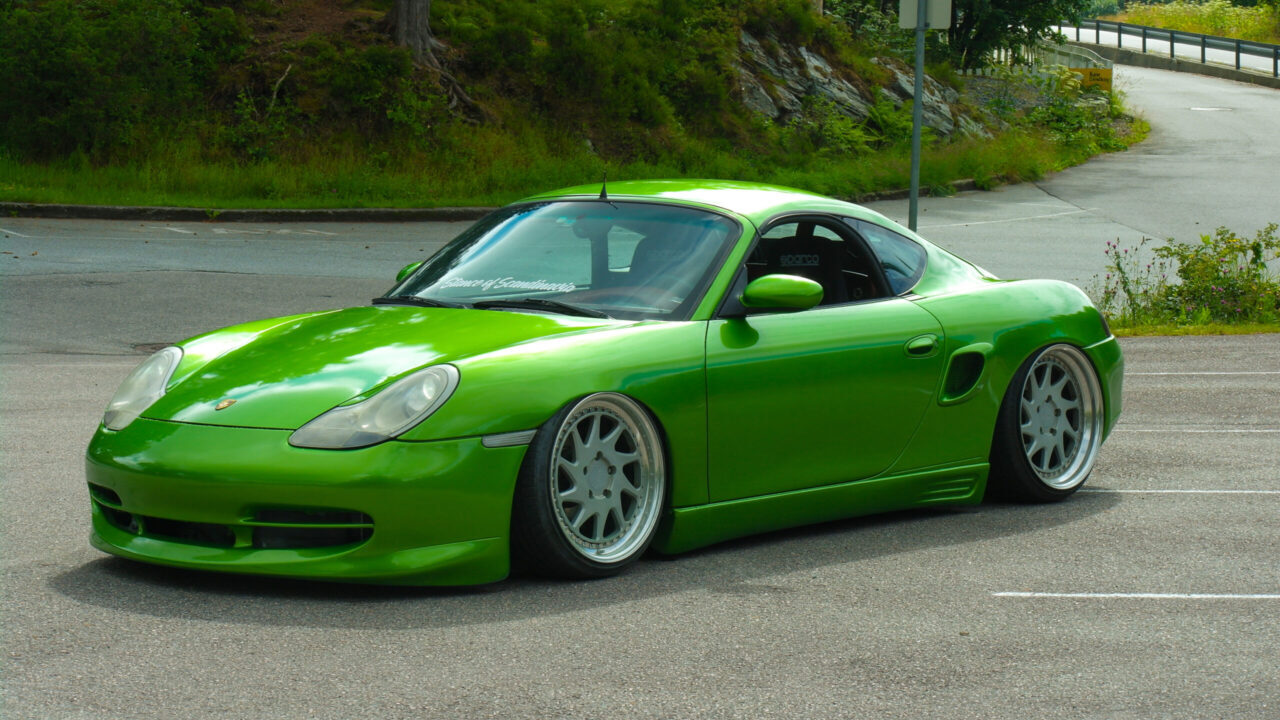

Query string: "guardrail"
[[959, 42, 1111, 80], [1034, 42, 1112, 70], [1063, 19, 1280, 77]]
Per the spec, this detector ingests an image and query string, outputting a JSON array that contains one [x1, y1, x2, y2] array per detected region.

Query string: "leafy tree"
[[947, 0, 1092, 69], [0, 0, 248, 160]]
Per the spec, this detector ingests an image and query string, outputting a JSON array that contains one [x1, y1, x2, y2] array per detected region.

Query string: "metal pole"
[[1142, 26, 1147, 53], [1274, 47, 1278, 77], [1236, 39, 1241, 70], [908, 0, 926, 231], [1117, 23, 1122, 49], [1170, 31, 1175, 59], [1201, 35, 1206, 64], [1096, 22, 1100, 45]]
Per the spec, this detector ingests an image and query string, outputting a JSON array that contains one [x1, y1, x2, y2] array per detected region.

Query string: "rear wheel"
[[989, 344, 1104, 502], [511, 393, 667, 579]]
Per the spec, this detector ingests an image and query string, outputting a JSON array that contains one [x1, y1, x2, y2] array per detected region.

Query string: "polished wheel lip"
[[549, 393, 664, 564], [1018, 344, 1104, 490]]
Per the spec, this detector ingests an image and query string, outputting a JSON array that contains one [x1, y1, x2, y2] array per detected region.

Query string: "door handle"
[[905, 334, 939, 357]]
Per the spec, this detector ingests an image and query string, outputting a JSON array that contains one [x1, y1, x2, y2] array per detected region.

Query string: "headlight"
[[289, 364, 460, 449], [103, 346, 183, 431]]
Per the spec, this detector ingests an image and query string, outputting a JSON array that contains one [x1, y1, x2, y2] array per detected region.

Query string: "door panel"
[[706, 299, 945, 502]]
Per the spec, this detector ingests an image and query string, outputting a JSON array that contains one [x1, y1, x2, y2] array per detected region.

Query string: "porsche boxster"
[[86, 180, 1123, 585]]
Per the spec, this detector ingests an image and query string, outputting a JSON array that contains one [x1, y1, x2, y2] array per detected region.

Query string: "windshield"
[[384, 201, 741, 320]]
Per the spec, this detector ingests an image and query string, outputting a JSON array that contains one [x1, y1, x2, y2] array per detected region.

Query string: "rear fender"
[[886, 279, 1117, 473]]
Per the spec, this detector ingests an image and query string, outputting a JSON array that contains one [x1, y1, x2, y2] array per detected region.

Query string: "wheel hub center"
[[585, 457, 613, 494], [1037, 401, 1058, 430]]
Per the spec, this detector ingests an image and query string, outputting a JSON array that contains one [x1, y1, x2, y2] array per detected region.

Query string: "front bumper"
[[85, 418, 528, 585]]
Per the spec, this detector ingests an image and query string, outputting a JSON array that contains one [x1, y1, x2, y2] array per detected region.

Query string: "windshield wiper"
[[472, 298, 611, 319], [372, 295, 462, 309]]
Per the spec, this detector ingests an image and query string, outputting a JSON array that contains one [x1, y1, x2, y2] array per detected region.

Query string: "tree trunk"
[[387, 0, 444, 68], [385, 0, 485, 121]]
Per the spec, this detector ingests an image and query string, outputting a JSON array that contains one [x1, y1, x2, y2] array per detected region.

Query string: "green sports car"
[[86, 180, 1123, 585]]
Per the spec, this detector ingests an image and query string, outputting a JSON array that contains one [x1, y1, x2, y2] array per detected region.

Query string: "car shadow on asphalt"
[[48, 492, 1119, 629]]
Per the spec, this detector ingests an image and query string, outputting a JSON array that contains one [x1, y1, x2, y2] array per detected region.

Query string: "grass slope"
[[0, 0, 1143, 208]]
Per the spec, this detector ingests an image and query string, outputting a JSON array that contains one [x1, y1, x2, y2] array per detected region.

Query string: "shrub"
[[1099, 224, 1280, 326], [784, 96, 872, 156], [0, 0, 248, 160]]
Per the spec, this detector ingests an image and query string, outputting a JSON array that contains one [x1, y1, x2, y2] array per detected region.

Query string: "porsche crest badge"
[[215, 399, 237, 411]]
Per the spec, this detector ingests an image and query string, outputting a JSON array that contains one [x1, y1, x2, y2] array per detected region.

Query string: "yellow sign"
[[1073, 67, 1113, 92]]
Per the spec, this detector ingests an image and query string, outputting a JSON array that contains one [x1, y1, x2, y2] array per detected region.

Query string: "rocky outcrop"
[[735, 31, 870, 123], [735, 30, 990, 140]]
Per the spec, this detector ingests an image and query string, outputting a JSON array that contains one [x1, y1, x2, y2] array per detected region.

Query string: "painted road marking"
[[1129, 371, 1280, 376], [1118, 428, 1280, 433], [995, 592, 1280, 600], [1081, 489, 1280, 495], [0, 227, 33, 238], [964, 199, 1068, 209], [920, 209, 1091, 229]]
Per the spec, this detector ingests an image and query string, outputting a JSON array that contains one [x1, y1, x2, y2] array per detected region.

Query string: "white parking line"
[[919, 209, 1091, 229], [1129, 371, 1280, 376], [963, 199, 1067, 209], [146, 225, 197, 235], [0, 227, 33, 238], [995, 592, 1280, 600], [211, 228, 267, 235], [1117, 428, 1280, 433], [1081, 489, 1280, 495]]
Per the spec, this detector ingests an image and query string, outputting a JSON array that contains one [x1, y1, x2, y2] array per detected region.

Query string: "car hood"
[[144, 305, 623, 430]]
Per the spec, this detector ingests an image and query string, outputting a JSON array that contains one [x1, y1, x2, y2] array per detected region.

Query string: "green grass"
[[1105, 0, 1280, 44], [0, 124, 1143, 209], [1112, 322, 1280, 337]]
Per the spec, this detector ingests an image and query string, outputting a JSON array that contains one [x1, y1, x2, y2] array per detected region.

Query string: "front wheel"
[[511, 393, 667, 579], [989, 344, 1105, 502]]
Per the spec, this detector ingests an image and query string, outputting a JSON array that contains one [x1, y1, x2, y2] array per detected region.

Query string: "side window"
[[850, 219, 927, 295], [607, 226, 645, 270], [750, 218, 886, 306]]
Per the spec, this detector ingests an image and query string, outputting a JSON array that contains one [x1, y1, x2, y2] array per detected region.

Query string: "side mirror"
[[396, 261, 424, 284], [741, 274, 824, 311]]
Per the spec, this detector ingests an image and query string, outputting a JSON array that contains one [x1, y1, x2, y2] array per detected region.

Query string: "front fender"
[[397, 321, 712, 508]]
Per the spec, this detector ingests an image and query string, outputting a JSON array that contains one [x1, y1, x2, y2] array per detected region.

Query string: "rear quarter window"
[[847, 219, 927, 294]]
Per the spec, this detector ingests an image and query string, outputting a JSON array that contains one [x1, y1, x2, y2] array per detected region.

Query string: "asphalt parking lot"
[[2, 272, 1277, 718]]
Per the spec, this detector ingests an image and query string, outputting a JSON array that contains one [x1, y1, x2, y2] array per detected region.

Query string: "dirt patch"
[[247, 0, 387, 56]]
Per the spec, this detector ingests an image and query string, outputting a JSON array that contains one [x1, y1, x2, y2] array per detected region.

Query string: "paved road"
[[3, 65, 1279, 718], [870, 64, 1280, 285]]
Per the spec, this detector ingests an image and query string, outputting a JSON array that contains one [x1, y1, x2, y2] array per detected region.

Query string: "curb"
[[1, 181, 988, 223], [849, 178, 987, 204]]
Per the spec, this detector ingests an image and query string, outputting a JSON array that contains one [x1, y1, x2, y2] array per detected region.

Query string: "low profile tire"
[[989, 344, 1105, 502], [511, 393, 667, 579]]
